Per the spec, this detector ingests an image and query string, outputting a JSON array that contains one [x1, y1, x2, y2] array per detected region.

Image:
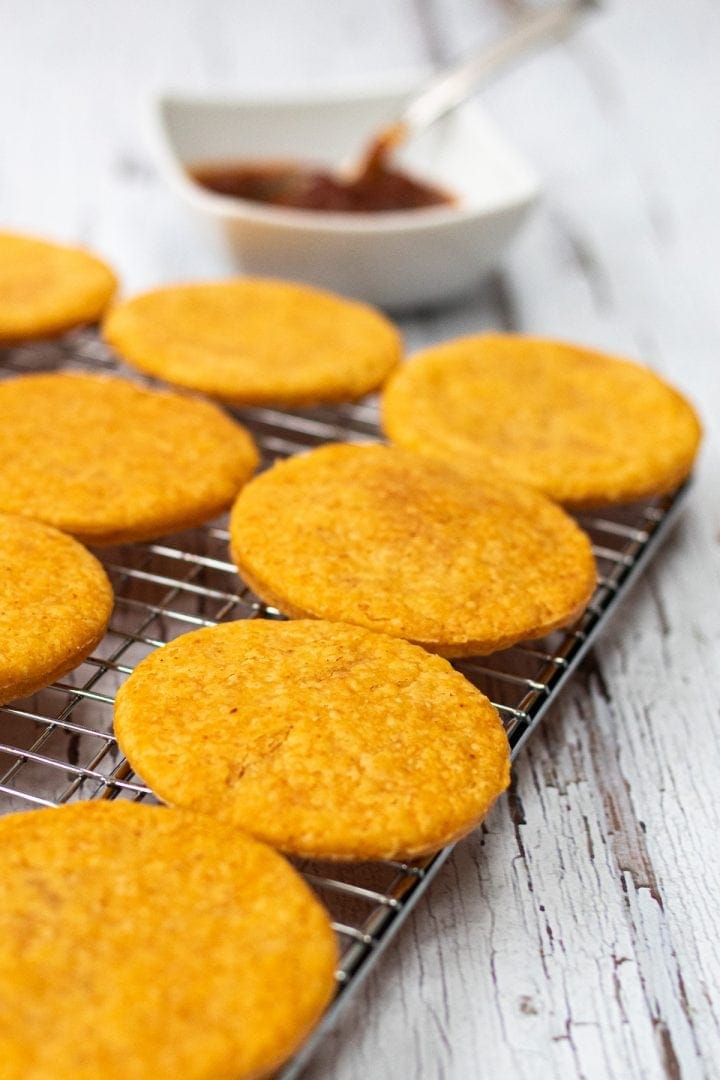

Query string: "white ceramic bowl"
[[148, 78, 540, 310]]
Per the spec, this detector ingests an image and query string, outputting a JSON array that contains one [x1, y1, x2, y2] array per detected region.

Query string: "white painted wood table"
[[1, 1, 718, 1077]]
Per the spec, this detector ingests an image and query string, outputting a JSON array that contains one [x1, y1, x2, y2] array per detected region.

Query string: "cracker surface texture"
[[103, 278, 402, 406], [381, 334, 702, 506], [0, 801, 338, 1080], [0, 232, 116, 342], [0, 372, 258, 543], [114, 620, 510, 860], [0, 514, 113, 704], [230, 443, 596, 655]]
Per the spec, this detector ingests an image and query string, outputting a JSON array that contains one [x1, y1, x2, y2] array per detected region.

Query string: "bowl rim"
[[147, 76, 541, 236]]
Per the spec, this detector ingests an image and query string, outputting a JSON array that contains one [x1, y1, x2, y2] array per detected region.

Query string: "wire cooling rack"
[[0, 330, 689, 1078]]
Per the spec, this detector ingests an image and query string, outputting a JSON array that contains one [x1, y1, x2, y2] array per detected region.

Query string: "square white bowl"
[[148, 77, 540, 310]]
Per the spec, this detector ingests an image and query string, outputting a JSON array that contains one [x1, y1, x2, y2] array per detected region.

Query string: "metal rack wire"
[[0, 330, 689, 1078]]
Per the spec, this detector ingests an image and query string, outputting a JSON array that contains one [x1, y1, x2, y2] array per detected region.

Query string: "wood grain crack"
[[586, 697, 663, 908], [549, 208, 613, 312], [410, 0, 450, 65]]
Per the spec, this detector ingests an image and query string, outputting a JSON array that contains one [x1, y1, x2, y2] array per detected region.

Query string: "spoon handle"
[[399, 0, 597, 140]]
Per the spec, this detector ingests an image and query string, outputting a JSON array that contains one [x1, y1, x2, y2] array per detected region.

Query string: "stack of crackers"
[[0, 231, 701, 1078]]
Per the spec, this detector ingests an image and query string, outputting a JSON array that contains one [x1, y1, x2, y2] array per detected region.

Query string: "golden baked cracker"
[[114, 620, 510, 861], [0, 801, 337, 1080], [0, 372, 259, 544], [0, 514, 113, 704], [0, 232, 116, 342], [229, 443, 597, 656], [102, 278, 402, 406], [381, 334, 702, 507]]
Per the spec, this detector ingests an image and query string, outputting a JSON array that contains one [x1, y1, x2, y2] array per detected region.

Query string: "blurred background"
[[1, 0, 717, 370]]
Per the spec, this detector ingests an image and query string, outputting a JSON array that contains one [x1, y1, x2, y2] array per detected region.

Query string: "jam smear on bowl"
[[189, 155, 454, 213]]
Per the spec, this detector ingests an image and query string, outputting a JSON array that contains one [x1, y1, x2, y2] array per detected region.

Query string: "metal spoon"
[[351, 0, 598, 182]]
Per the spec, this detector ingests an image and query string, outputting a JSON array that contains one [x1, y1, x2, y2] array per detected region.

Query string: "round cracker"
[[0, 232, 116, 342], [229, 443, 596, 656], [0, 514, 113, 704], [0, 801, 337, 1080], [381, 334, 702, 507], [114, 620, 510, 861], [0, 372, 259, 544], [103, 278, 402, 406]]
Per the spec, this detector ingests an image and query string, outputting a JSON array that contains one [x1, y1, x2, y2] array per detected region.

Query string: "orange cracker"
[[229, 443, 597, 656], [0, 514, 113, 705], [103, 278, 402, 406], [114, 619, 510, 861], [381, 334, 702, 507], [0, 371, 258, 544], [0, 801, 337, 1080], [0, 232, 116, 342]]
